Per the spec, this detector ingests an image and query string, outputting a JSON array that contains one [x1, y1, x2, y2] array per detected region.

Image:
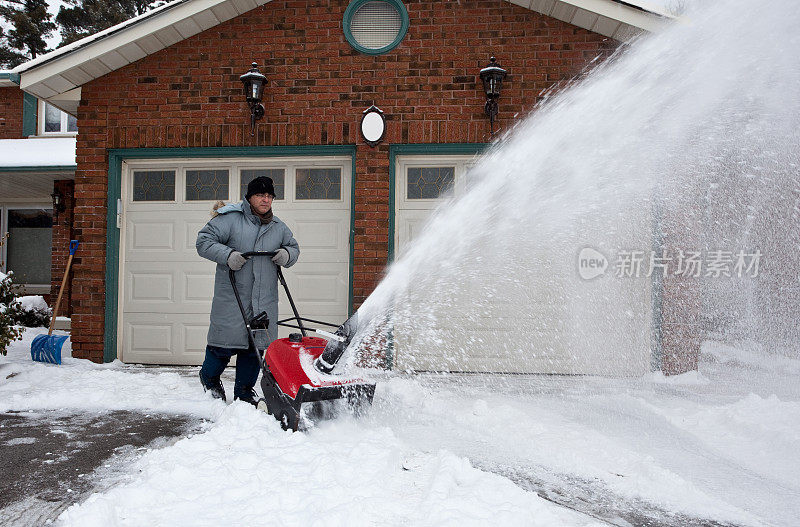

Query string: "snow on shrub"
[[11, 295, 52, 328], [0, 270, 23, 356]]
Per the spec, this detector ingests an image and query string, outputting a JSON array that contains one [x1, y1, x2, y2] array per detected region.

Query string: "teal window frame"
[[343, 0, 409, 55]]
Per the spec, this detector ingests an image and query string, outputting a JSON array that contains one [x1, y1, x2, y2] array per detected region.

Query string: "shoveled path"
[[0, 409, 204, 526]]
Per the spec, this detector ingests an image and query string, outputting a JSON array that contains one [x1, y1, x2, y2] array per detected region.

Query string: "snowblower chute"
[[230, 251, 375, 431]]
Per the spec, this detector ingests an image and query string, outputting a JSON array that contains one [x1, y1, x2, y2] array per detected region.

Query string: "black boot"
[[199, 371, 226, 402], [234, 388, 259, 407]]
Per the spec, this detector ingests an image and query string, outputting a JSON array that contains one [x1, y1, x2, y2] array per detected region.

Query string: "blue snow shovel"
[[31, 240, 79, 364]]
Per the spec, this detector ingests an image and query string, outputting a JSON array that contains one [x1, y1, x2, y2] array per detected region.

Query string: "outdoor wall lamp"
[[479, 56, 507, 136], [51, 190, 65, 220], [240, 62, 267, 136]]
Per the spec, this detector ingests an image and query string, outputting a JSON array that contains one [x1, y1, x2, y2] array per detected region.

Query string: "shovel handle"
[[48, 240, 79, 336]]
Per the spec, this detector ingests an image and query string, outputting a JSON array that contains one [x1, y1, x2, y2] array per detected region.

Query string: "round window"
[[344, 0, 409, 55]]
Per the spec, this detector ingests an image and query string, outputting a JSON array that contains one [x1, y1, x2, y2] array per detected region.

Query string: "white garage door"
[[118, 157, 351, 365], [393, 155, 652, 375]]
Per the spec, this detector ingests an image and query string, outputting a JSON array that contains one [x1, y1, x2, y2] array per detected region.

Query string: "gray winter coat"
[[196, 200, 299, 349]]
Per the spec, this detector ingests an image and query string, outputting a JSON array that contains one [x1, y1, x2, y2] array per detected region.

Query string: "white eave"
[[13, 0, 670, 116], [14, 0, 272, 115], [507, 0, 671, 41]]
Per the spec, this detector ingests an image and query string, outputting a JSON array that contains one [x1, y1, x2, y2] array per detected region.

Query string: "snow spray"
[[349, 0, 800, 375]]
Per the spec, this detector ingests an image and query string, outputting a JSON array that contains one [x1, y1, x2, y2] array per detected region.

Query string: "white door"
[[119, 157, 351, 365], [392, 155, 652, 375]]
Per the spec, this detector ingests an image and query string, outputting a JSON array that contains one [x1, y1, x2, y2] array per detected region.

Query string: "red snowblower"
[[230, 251, 375, 431]]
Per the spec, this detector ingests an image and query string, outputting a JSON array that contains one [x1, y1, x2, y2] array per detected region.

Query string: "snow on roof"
[[0, 137, 77, 168]]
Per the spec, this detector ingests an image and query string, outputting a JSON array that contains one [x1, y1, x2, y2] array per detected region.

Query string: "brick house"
[[3, 0, 696, 373]]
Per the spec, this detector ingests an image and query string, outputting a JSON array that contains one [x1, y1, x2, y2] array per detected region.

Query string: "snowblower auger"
[[229, 251, 375, 431]]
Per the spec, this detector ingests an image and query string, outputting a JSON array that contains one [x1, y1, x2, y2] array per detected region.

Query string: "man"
[[196, 176, 299, 404]]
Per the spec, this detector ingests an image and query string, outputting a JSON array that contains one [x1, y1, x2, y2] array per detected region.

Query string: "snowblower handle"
[[235, 250, 308, 336]]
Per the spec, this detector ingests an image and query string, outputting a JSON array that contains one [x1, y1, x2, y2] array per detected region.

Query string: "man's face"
[[248, 193, 274, 215]]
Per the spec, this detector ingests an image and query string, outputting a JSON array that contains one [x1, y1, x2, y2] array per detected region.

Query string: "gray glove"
[[227, 251, 247, 271], [271, 248, 290, 267]]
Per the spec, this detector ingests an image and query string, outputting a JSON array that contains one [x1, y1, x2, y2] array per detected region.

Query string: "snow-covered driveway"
[[1, 328, 797, 526]]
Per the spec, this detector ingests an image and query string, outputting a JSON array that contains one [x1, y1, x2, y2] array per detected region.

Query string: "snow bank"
[[57, 403, 602, 527]]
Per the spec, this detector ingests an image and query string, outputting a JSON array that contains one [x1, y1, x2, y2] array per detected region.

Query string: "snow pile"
[[0, 328, 221, 419], [57, 402, 601, 527]]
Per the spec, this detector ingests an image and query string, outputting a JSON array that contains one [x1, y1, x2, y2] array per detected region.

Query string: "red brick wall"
[[0, 87, 24, 139], [50, 180, 76, 318], [71, 0, 616, 362]]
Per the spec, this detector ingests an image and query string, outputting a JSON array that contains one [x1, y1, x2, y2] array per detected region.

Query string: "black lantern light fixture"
[[479, 56, 507, 136], [240, 62, 267, 136], [51, 189, 65, 221]]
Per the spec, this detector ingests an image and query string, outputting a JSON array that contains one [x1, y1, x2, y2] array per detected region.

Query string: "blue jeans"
[[199, 345, 260, 398]]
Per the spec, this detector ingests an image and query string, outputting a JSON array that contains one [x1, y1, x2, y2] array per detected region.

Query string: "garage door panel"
[[279, 266, 346, 315], [131, 273, 174, 302], [279, 213, 349, 263], [183, 323, 210, 356], [184, 271, 216, 302], [128, 322, 172, 353], [124, 260, 215, 311], [396, 212, 427, 254], [130, 221, 175, 251], [123, 313, 210, 364], [291, 220, 343, 250]]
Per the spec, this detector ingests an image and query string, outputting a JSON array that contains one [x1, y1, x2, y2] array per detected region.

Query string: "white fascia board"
[[19, 0, 269, 92], [551, 0, 670, 31], [511, 0, 671, 34]]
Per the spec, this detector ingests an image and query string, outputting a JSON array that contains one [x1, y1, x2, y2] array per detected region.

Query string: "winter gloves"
[[228, 248, 289, 269], [271, 248, 290, 267], [227, 251, 247, 271]]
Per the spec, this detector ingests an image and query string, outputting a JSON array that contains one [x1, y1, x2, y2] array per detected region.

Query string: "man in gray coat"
[[196, 176, 299, 404]]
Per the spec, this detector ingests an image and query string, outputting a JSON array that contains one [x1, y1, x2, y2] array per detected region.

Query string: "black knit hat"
[[245, 176, 275, 199]]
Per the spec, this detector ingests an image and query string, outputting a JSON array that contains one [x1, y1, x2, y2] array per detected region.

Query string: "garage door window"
[[133, 171, 176, 201], [296, 168, 342, 200], [407, 167, 455, 199], [240, 169, 285, 200], [186, 170, 229, 201]]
